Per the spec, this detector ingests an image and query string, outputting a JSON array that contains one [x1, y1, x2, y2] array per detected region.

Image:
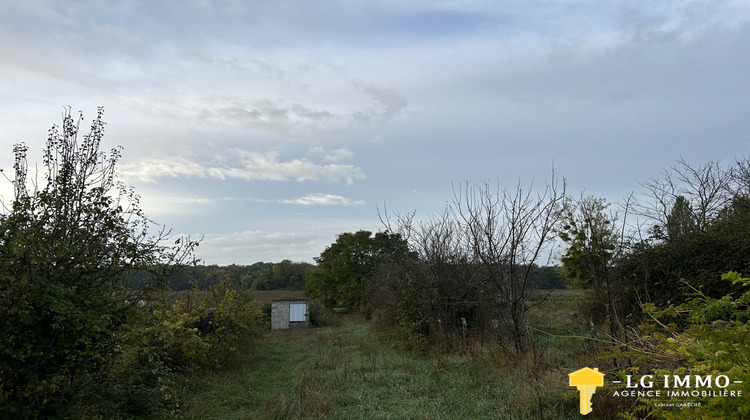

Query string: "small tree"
[[0, 108, 196, 417], [557, 196, 628, 339], [452, 175, 565, 353], [371, 209, 478, 350]]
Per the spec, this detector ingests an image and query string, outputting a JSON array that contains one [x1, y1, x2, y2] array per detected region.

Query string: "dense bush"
[[307, 301, 339, 327], [69, 281, 268, 417], [0, 109, 196, 418]]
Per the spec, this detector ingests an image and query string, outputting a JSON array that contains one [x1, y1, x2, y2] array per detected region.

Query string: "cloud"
[[353, 82, 408, 121], [4, 0, 750, 267], [118, 149, 365, 184], [194, 230, 319, 265], [141, 93, 409, 136], [308, 146, 355, 162], [279, 193, 365, 206], [208, 100, 336, 132]]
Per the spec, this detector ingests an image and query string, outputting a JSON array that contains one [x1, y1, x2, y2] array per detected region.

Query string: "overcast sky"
[[1, 1, 749, 265]]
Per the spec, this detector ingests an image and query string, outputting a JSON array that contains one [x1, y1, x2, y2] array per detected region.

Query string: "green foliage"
[[618, 272, 750, 419], [557, 196, 617, 290], [69, 282, 268, 417], [249, 260, 316, 291], [147, 280, 268, 372], [306, 230, 414, 310], [367, 260, 438, 342], [0, 108, 197, 418], [612, 159, 750, 314], [307, 301, 339, 327], [614, 195, 750, 312], [665, 195, 698, 240]]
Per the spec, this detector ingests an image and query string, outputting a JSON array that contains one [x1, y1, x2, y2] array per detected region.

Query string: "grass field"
[[176, 313, 584, 419]]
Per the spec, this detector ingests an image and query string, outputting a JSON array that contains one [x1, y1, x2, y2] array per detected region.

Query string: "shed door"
[[289, 303, 306, 322]]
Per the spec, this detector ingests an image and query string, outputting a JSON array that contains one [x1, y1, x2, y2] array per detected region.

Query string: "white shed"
[[271, 299, 309, 329]]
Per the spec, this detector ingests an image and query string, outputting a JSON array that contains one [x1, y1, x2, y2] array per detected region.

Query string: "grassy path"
[[177, 318, 578, 419]]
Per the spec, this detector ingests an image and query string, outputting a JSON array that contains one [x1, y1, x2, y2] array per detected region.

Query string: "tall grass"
[[177, 317, 581, 419]]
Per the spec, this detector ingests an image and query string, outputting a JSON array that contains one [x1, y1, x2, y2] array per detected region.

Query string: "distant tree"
[[534, 265, 565, 289], [306, 230, 414, 310], [0, 108, 197, 417], [250, 260, 314, 290], [241, 261, 273, 288]]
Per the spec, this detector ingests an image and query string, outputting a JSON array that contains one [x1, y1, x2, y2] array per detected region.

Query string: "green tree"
[[558, 197, 618, 289], [306, 230, 413, 310], [0, 108, 196, 417], [557, 196, 625, 339], [665, 195, 697, 240]]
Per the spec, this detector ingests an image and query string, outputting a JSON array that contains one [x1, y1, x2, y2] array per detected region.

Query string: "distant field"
[[161, 290, 306, 303], [250, 290, 306, 302]]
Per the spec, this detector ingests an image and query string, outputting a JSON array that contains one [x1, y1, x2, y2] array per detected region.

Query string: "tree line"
[[165, 260, 316, 291]]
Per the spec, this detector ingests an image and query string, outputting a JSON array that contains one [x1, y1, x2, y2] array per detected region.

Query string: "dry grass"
[[528, 288, 591, 334]]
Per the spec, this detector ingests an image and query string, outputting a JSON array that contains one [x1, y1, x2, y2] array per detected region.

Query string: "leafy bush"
[[308, 301, 339, 327], [68, 282, 268, 417], [0, 108, 196, 418], [617, 272, 750, 419], [133, 282, 268, 373]]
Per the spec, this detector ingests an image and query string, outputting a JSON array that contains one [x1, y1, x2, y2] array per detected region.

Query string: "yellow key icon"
[[569, 367, 604, 415]]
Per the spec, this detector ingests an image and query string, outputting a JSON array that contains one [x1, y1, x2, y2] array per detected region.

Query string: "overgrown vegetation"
[[0, 109, 266, 418], [4, 108, 749, 417], [178, 316, 581, 419], [308, 158, 750, 417], [612, 272, 750, 419]]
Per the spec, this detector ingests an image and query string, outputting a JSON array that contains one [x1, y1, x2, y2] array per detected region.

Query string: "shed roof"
[[271, 298, 310, 302]]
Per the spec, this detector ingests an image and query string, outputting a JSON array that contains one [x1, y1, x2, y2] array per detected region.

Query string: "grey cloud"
[[155, 93, 403, 135], [355, 82, 408, 114], [180, 48, 287, 78], [349, 82, 409, 125]]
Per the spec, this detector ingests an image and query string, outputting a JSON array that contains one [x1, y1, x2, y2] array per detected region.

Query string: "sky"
[[1, 0, 749, 265]]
